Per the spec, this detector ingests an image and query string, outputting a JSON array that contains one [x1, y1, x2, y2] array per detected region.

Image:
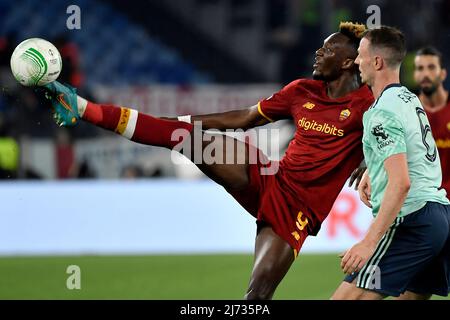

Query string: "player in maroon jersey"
[[40, 22, 373, 299], [414, 47, 450, 195]]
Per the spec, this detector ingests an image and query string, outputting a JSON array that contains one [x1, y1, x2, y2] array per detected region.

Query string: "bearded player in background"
[[414, 47, 450, 195], [38, 22, 373, 299]]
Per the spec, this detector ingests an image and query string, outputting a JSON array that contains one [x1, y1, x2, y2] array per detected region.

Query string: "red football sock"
[[82, 102, 194, 149]]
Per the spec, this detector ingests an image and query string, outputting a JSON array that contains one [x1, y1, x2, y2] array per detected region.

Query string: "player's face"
[[414, 55, 447, 96], [313, 33, 348, 81], [355, 38, 374, 86]]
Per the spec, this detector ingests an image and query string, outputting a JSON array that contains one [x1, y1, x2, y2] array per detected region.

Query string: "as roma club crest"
[[339, 108, 351, 121]]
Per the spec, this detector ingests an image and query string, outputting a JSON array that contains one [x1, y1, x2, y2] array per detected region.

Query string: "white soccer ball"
[[10, 38, 62, 87]]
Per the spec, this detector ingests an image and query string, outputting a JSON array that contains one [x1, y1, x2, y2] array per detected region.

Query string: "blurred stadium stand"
[[1, 0, 450, 86], [0, 0, 213, 86], [106, 0, 267, 83]]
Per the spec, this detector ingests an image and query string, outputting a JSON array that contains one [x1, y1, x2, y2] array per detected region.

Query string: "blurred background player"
[[40, 22, 373, 300], [414, 46, 450, 195]]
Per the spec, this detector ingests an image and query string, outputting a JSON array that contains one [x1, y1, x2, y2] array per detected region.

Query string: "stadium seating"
[[0, 0, 212, 86]]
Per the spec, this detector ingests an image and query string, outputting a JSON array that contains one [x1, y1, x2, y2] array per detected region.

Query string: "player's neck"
[[371, 71, 400, 99], [325, 73, 360, 99], [419, 86, 449, 113]]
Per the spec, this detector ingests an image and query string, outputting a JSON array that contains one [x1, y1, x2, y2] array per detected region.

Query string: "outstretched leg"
[[245, 226, 295, 300], [42, 82, 258, 190], [84, 102, 255, 190]]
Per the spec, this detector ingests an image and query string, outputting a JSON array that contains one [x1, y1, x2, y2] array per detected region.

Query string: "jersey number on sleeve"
[[416, 107, 437, 162]]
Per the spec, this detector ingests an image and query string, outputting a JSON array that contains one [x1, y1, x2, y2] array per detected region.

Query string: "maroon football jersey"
[[258, 79, 374, 230], [425, 96, 450, 196]]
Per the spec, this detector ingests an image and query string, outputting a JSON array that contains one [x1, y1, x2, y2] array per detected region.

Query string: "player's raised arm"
[[167, 80, 297, 130], [38, 81, 288, 151], [169, 105, 270, 131]]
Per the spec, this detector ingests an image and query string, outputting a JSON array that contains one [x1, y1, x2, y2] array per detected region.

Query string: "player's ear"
[[441, 68, 447, 82], [341, 58, 355, 70], [374, 55, 383, 71]]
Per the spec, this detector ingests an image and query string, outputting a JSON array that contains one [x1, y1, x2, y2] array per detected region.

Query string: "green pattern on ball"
[[18, 47, 48, 86]]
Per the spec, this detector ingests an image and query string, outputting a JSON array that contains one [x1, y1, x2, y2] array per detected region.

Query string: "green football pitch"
[[0, 254, 448, 300]]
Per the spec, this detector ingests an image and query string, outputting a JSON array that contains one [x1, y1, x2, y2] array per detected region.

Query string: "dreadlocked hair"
[[339, 22, 366, 50], [339, 22, 366, 39]]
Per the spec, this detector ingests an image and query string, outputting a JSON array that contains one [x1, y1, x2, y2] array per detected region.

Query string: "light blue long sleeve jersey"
[[362, 83, 449, 218]]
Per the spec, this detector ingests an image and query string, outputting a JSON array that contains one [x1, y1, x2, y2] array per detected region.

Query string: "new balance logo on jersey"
[[372, 124, 394, 150], [303, 102, 315, 109]]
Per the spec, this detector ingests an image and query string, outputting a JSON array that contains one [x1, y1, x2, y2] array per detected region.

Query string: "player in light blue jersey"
[[332, 26, 450, 300]]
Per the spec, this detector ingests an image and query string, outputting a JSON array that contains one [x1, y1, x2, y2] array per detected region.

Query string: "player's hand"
[[348, 166, 367, 190], [358, 170, 372, 208], [341, 240, 376, 275]]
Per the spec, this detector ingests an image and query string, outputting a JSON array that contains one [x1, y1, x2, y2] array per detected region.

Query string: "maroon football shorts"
[[225, 146, 316, 256]]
